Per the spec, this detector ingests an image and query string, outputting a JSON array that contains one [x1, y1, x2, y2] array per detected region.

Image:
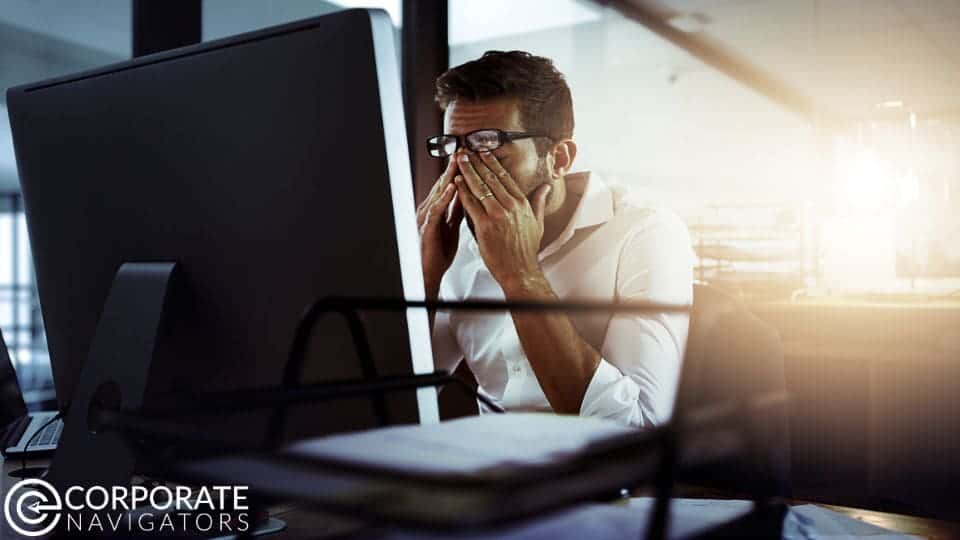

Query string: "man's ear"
[[549, 140, 578, 179]]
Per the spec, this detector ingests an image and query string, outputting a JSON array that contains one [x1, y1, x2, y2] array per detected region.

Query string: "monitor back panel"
[[7, 9, 434, 446]]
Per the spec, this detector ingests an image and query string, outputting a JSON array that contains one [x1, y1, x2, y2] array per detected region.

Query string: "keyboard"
[[27, 419, 63, 448]]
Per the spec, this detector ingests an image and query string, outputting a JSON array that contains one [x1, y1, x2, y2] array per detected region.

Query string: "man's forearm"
[[425, 276, 441, 330], [501, 273, 602, 414]]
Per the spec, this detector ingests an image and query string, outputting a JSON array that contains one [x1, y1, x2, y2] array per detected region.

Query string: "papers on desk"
[[282, 414, 914, 537], [286, 412, 635, 481], [180, 413, 662, 528], [204, 413, 914, 538], [784, 505, 919, 539]]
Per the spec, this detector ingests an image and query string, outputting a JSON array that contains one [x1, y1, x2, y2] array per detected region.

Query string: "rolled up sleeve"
[[579, 211, 694, 428]]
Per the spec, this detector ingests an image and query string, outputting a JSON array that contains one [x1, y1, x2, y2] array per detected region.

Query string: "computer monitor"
[[6, 9, 438, 447]]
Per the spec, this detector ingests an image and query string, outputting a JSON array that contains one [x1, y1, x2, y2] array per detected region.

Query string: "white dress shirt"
[[431, 172, 694, 428]]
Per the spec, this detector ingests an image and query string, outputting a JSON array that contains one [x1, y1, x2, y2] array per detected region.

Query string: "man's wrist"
[[423, 265, 446, 300], [424, 277, 441, 300], [499, 270, 553, 300]]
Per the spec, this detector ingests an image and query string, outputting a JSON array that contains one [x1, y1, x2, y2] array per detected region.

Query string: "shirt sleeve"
[[579, 211, 694, 428], [431, 281, 464, 374]]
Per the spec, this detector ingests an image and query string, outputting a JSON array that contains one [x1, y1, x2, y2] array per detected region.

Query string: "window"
[[0, 195, 51, 399], [447, 0, 960, 299], [1, 3, 129, 401], [203, 0, 402, 41]]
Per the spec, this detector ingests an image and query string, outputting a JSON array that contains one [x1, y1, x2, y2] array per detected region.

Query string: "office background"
[[0, 0, 958, 521]]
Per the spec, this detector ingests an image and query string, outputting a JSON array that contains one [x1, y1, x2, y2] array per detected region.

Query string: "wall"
[[450, 17, 824, 219]]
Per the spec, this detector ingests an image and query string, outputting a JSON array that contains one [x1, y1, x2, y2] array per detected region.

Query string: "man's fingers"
[[419, 183, 455, 234], [469, 153, 512, 205], [418, 157, 459, 226], [532, 183, 552, 225], [429, 158, 459, 203], [441, 154, 458, 180], [478, 151, 524, 199], [454, 175, 485, 219], [447, 193, 464, 228], [456, 153, 498, 211], [429, 183, 457, 223]]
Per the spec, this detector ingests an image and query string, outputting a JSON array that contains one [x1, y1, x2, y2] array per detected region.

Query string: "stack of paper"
[[286, 412, 636, 481]]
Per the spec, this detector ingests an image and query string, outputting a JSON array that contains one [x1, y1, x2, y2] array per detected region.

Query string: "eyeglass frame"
[[426, 129, 554, 158]]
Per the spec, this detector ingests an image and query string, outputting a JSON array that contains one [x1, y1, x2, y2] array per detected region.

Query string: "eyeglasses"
[[426, 129, 552, 158]]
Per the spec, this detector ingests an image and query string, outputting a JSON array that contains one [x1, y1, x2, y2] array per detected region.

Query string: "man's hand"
[[417, 156, 464, 299], [455, 150, 599, 414], [454, 150, 552, 293]]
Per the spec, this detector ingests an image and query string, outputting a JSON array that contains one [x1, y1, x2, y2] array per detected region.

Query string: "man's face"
[[443, 97, 551, 199]]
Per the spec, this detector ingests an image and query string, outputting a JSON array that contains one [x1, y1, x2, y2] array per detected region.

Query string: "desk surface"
[[757, 296, 960, 310], [2, 456, 957, 539], [803, 503, 960, 540]]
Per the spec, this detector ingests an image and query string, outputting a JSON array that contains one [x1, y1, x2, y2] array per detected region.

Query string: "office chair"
[[677, 282, 792, 498]]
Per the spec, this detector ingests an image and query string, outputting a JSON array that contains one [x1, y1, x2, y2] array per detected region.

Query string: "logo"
[[4, 478, 63, 537], [3, 479, 251, 536]]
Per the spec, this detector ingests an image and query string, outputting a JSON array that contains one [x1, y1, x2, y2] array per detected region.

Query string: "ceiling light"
[[876, 100, 904, 109]]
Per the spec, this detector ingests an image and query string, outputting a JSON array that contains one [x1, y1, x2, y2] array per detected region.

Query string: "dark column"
[[403, 1, 473, 420], [402, 0, 448, 203], [132, 0, 202, 58]]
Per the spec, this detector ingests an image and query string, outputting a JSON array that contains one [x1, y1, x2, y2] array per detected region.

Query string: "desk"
[[270, 498, 960, 539], [751, 299, 960, 517], [811, 503, 960, 540], [668, 485, 960, 540], [2, 456, 957, 539]]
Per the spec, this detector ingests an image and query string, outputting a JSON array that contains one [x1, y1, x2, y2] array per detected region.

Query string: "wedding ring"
[[477, 192, 494, 201]]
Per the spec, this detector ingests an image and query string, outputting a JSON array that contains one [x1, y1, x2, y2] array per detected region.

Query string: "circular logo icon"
[[4, 478, 62, 537]]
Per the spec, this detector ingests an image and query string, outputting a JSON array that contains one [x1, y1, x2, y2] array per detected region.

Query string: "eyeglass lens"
[[429, 135, 458, 157], [429, 130, 506, 157], [464, 130, 500, 152]]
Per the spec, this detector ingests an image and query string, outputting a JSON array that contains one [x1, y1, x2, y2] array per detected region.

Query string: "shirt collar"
[[538, 171, 614, 260]]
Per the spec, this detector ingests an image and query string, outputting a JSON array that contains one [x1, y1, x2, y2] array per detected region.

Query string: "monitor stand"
[[45, 262, 180, 491], [42, 262, 284, 537]]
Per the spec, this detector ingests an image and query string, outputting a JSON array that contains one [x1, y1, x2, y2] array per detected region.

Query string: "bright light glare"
[[822, 141, 907, 289], [896, 168, 920, 207], [819, 216, 897, 290], [835, 146, 894, 215]]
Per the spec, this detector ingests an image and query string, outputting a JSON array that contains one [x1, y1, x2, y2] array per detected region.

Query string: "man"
[[417, 51, 693, 427]]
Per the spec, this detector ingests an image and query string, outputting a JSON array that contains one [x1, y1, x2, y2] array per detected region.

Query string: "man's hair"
[[435, 50, 574, 156]]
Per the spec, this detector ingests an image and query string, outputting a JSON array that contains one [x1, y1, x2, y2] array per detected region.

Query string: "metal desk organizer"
[[59, 262, 788, 539]]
